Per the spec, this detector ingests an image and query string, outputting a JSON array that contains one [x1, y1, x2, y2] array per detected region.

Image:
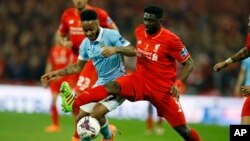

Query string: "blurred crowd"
[[0, 0, 249, 96]]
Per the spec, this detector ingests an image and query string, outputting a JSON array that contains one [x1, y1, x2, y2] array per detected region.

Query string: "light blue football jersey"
[[242, 58, 250, 85], [78, 27, 130, 85]]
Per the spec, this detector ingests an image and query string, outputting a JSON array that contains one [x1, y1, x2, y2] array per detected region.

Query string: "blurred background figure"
[[42, 34, 75, 132], [145, 103, 164, 135], [234, 58, 250, 97]]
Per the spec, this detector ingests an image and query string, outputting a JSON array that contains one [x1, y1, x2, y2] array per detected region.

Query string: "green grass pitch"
[[0, 112, 229, 141]]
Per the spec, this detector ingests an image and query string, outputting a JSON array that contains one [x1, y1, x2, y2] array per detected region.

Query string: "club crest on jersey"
[[180, 47, 188, 58], [153, 44, 160, 52], [137, 40, 142, 44], [145, 44, 149, 51]]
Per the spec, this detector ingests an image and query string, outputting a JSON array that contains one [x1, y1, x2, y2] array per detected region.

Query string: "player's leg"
[[241, 97, 250, 124], [45, 93, 60, 132], [92, 97, 124, 141], [90, 103, 115, 141], [77, 102, 116, 141], [151, 94, 202, 141], [155, 116, 164, 135], [69, 60, 98, 141], [146, 103, 154, 134], [61, 74, 141, 114], [45, 81, 61, 132]]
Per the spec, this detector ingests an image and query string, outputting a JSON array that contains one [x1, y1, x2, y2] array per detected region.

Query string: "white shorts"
[[79, 95, 125, 113]]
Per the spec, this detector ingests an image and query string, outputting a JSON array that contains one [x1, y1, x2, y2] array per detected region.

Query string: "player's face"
[[143, 13, 161, 34], [82, 20, 99, 41], [72, 0, 88, 10]]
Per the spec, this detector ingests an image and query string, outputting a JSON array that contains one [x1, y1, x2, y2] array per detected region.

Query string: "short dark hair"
[[80, 10, 98, 21], [144, 5, 163, 19]]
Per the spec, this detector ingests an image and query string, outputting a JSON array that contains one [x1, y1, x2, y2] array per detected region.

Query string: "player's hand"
[[101, 46, 117, 57], [170, 84, 180, 101], [240, 86, 250, 97], [63, 41, 73, 48], [41, 71, 59, 85], [213, 61, 227, 72]]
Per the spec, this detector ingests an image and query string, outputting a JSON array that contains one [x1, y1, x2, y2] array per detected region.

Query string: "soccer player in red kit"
[[214, 14, 250, 124], [56, 0, 118, 141], [61, 5, 202, 141], [43, 37, 75, 133]]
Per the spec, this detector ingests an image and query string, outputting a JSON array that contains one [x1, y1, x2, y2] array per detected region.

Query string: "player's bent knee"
[[104, 81, 121, 95], [76, 110, 89, 122]]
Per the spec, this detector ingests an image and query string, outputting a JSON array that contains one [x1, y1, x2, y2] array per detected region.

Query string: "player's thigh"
[[80, 102, 96, 113], [77, 109, 90, 122], [151, 93, 186, 127], [99, 95, 125, 112], [115, 73, 146, 101]]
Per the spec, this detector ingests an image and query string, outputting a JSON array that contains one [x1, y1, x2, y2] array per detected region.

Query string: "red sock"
[[73, 85, 108, 114], [157, 117, 163, 126], [51, 105, 59, 126], [146, 116, 154, 130], [73, 116, 80, 139], [190, 128, 202, 141]]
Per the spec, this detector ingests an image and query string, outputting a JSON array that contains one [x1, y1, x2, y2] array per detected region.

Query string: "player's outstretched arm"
[[41, 60, 86, 84], [214, 47, 250, 72], [101, 44, 136, 57]]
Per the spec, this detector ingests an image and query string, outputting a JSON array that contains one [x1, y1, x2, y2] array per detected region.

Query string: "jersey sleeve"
[[109, 30, 130, 47], [167, 35, 190, 63], [78, 39, 89, 61], [58, 11, 69, 36], [96, 8, 115, 29]]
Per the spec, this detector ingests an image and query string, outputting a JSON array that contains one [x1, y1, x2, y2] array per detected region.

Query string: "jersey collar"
[[95, 27, 104, 42], [144, 26, 163, 39]]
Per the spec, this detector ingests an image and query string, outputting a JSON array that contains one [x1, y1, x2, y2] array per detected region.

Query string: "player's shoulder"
[[103, 28, 119, 36], [87, 5, 108, 16], [62, 7, 76, 15], [135, 24, 145, 34], [161, 27, 180, 40]]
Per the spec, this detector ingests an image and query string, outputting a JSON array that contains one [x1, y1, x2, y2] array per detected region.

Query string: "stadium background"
[[0, 0, 249, 141]]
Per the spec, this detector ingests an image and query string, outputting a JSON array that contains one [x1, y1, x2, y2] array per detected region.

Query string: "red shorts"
[[241, 97, 250, 116], [75, 60, 98, 95], [115, 73, 186, 127]]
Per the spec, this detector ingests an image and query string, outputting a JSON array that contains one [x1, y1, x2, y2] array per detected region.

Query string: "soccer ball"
[[77, 116, 101, 140]]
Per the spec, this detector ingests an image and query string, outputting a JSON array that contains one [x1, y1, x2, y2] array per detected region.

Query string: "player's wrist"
[[224, 58, 233, 65], [174, 79, 183, 88]]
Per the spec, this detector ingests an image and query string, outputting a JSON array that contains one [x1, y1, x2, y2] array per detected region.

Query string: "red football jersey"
[[48, 45, 74, 70], [247, 33, 250, 50], [135, 24, 190, 92], [58, 5, 115, 56]]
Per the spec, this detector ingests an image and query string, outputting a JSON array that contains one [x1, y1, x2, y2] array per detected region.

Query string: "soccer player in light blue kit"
[[41, 10, 136, 141]]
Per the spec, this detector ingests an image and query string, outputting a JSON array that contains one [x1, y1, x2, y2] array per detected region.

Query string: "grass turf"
[[0, 112, 229, 141]]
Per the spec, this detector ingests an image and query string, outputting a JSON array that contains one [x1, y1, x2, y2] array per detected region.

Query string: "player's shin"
[[189, 128, 202, 141], [100, 117, 112, 139]]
